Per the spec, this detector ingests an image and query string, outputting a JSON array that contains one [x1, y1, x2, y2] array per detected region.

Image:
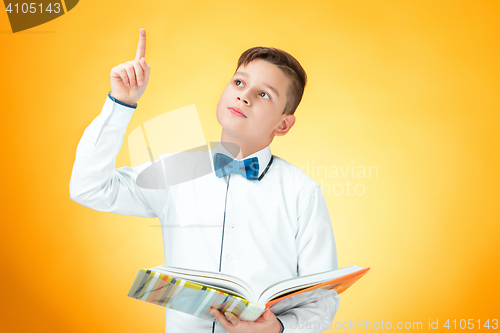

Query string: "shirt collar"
[[212, 140, 273, 180]]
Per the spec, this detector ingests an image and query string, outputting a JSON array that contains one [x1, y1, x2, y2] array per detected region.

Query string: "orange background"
[[1, 1, 499, 332]]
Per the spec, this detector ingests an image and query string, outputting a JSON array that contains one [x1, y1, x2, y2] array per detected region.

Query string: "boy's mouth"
[[228, 106, 247, 118]]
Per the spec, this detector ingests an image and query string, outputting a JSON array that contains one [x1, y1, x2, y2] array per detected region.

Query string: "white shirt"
[[69, 95, 340, 333]]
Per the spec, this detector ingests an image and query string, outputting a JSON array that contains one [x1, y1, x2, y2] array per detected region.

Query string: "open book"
[[128, 265, 370, 321]]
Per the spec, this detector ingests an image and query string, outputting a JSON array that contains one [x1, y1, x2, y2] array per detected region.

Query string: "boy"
[[70, 28, 339, 333]]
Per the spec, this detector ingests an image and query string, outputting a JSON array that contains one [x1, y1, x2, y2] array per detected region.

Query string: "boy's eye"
[[259, 92, 271, 100], [234, 79, 271, 100]]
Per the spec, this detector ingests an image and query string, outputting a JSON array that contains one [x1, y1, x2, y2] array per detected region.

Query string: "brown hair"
[[235, 47, 307, 115]]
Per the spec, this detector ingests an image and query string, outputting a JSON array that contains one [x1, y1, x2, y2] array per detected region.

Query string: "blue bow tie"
[[213, 153, 259, 180]]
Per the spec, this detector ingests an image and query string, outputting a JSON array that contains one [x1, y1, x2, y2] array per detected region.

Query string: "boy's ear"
[[274, 114, 296, 136]]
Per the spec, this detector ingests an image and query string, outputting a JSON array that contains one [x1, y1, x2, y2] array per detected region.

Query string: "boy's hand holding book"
[[110, 28, 150, 106], [210, 308, 282, 333]]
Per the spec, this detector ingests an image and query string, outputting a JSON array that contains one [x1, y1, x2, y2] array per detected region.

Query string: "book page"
[[258, 265, 364, 304], [151, 265, 257, 301]]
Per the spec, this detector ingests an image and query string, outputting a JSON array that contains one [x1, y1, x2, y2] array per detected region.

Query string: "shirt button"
[[226, 254, 233, 261], [232, 192, 238, 198], [230, 222, 236, 228], [119, 112, 124, 117]]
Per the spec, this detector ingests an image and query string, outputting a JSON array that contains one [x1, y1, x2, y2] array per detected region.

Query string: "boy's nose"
[[237, 96, 249, 105]]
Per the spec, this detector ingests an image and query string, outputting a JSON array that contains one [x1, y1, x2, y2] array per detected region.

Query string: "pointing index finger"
[[135, 28, 146, 61]]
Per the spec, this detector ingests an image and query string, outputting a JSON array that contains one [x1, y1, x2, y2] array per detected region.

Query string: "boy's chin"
[[221, 125, 248, 140]]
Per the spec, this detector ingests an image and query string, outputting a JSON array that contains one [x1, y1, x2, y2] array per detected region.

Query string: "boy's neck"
[[220, 130, 272, 160]]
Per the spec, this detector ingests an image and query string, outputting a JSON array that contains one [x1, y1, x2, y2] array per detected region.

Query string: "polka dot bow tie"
[[213, 153, 259, 180]]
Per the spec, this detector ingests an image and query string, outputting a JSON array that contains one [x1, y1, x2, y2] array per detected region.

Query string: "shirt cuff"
[[277, 317, 285, 333], [107, 91, 138, 109]]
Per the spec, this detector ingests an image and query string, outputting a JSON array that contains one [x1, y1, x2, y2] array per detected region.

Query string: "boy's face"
[[216, 59, 295, 147]]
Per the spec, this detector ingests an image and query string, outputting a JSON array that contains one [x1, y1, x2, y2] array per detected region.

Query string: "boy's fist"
[[110, 28, 150, 106]]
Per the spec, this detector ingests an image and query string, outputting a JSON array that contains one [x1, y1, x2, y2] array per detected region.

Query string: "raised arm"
[[69, 29, 164, 217]]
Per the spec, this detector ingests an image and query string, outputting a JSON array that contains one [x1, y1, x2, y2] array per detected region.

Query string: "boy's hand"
[[110, 28, 150, 106], [210, 308, 282, 333]]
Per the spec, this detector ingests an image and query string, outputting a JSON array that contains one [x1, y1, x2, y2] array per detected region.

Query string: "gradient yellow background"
[[1, 1, 499, 332]]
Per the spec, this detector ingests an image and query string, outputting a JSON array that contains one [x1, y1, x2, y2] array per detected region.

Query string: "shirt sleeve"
[[275, 184, 340, 332], [107, 91, 138, 109], [69, 94, 166, 217]]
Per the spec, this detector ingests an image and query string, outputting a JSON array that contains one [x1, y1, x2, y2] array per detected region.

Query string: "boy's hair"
[[235, 47, 307, 115]]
